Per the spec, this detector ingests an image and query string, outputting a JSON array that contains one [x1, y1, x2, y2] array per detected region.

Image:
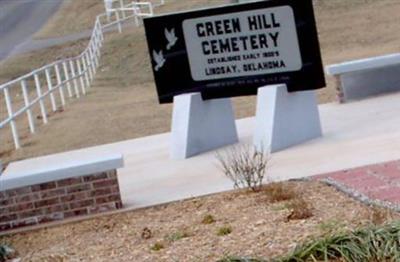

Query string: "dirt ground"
[[1, 181, 399, 261], [1, 0, 400, 165]]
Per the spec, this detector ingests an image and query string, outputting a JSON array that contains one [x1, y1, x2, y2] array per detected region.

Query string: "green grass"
[[165, 230, 190, 242], [218, 221, 400, 262], [219, 258, 265, 262], [279, 221, 400, 262]]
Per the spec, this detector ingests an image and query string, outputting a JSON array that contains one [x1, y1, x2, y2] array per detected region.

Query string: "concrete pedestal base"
[[170, 93, 238, 159], [254, 84, 322, 153]]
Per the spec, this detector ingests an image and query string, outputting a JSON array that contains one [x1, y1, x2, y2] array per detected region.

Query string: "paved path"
[[5, 92, 400, 210], [314, 160, 400, 210], [9, 29, 92, 57], [0, 0, 63, 60], [11, 21, 136, 57]]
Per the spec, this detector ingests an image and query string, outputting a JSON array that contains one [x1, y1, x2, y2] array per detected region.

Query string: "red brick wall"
[[0, 170, 122, 232]]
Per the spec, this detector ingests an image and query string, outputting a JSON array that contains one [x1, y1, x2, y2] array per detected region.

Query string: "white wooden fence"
[[0, 1, 164, 150]]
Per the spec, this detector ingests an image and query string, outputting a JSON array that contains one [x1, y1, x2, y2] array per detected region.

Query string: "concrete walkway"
[[3, 92, 400, 210], [0, 0, 136, 61], [8, 20, 139, 59], [0, 0, 62, 60]]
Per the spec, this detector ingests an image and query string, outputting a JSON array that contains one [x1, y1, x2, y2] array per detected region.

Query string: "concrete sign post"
[[254, 84, 322, 153], [171, 93, 238, 159]]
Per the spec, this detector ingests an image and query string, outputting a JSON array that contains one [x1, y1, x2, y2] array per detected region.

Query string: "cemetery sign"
[[144, 0, 326, 103]]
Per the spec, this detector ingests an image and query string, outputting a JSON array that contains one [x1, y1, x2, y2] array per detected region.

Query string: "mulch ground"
[[1, 181, 399, 262], [315, 159, 400, 211]]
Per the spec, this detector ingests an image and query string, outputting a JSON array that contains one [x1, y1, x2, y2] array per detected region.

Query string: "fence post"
[[21, 80, 35, 134], [119, 0, 126, 18], [34, 73, 48, 124], [69, 60, 80, 98], [96, 20, 104, 48], [133, 6, 139, 27], [45, 68, 57, 112], [116, 10, 122, 33], [85, 51, 94, 82], [88, 46, 97, 75], [91, 41, 99, 70], [63, 61, 73, 98], [3, 87, 21, 149], [93, 31, 101, 61], [76, 58, 86, 94], [98, 19, 104, 43], [149, 3, 154, 16], [54, 64, 66, 106], [81, 56, 90, 88]]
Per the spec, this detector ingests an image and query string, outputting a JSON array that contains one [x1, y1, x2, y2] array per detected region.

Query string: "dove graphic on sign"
[[152, 50, 166, 72], [165, 28, 178, 50]]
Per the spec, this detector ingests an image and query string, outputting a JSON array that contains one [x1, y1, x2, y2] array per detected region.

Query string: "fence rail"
[[0, 1, 164, 151]]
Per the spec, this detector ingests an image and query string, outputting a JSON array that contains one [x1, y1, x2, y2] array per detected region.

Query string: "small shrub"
[[216, 144, 270, 192], [286, 198, 313, 221], [165, 230, 190, 242], [201, 214, 216, 225], [150, 242, 164, 251], [0, 244, 18, 262], [369, 206, 390, 225], [217, 226, 232, 236], [264, 182, 296, 202]]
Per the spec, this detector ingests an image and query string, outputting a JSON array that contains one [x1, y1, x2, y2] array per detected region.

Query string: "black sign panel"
[[144, 0, 325, 104]]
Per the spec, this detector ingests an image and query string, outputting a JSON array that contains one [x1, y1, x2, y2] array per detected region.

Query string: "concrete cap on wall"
[[326, 53, 400, 75], [1, 152, 124, 191]]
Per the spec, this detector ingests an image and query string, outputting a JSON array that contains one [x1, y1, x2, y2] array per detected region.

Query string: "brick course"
[[314, 159, 400, 208], [0, 170, 123, 232]]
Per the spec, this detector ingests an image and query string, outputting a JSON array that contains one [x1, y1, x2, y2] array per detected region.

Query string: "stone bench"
[[0, 151, 124, 232], [326, 53, 400, 103]]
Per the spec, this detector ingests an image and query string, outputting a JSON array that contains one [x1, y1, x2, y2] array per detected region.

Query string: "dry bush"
[[216, 144, 270, 192], [201, 214, 216, 225], [369, 206, 392, 225], [141, 227, 152, 239], [150, 242, 164, 251], [217, 226, 232, 236], [286, 198, 313, 221], [0, 244, 18, 262], [263, 182, 296, 202]]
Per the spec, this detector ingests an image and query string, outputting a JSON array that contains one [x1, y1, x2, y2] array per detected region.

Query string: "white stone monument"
[[254, 84, 322, 153], [170, 93, 238, 159]]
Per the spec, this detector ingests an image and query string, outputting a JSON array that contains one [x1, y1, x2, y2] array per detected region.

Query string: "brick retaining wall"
[[0, 170, 123, 232]]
